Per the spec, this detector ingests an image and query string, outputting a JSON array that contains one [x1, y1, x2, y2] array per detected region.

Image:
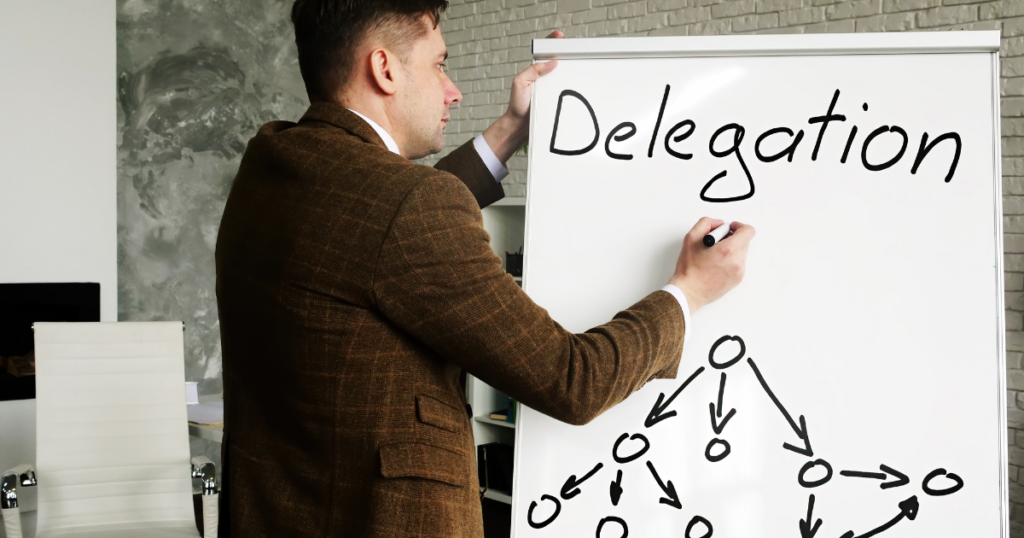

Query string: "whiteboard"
[[514, 32, 1006, 538]]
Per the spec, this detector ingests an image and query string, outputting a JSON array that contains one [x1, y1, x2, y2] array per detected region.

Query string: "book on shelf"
[[486, 396, 517, 424]]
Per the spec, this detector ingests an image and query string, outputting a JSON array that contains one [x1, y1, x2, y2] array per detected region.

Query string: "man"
[[215, 1, 755, 536]]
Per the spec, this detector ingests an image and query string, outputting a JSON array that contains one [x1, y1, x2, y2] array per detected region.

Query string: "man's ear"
[[369, 48, 400, 96]]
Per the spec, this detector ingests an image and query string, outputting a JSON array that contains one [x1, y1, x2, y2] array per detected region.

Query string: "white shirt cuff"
[[660, 284, 692, 336], [473, 134, 510, 182]]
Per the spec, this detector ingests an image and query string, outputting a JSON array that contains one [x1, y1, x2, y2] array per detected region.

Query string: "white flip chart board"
[[513, 32, 1006, 538]]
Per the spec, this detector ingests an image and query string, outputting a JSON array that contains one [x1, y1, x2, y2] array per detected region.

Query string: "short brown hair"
[[291, 0, 449, 102]]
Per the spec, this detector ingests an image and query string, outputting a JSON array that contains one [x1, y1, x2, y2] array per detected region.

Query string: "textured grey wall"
[[116, 0, 308, 396]]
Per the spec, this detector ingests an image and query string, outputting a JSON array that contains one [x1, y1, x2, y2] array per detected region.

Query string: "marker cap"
[[703, 223, 731, 247]]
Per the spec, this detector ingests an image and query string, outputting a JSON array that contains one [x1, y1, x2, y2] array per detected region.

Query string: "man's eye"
[[439, 63, 447, 71]]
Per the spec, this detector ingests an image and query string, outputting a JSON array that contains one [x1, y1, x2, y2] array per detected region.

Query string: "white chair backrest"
[[33, 322, 193, 534]]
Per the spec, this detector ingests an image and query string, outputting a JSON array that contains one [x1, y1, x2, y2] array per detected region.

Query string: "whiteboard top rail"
[[532, 30, 1000, 60]]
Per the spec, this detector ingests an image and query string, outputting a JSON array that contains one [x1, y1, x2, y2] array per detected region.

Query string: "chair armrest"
[[1, 465, 36, 509], [190, 457, 217, 495], [1, 465, 34, 538], [201, 493, 218, 538], [190, 457, 218, 538], [2, 507, 23, 538]]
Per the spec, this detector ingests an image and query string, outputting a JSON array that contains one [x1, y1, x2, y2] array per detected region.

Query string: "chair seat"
[[36, 520, 199, 538]]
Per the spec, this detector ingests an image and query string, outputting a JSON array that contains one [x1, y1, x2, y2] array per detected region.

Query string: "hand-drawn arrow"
[[560, 462, 604, 500], [716, 372, 727, 417], [840, 465, 909, 489], [610, 469, 623, 506], [645, 461, 681, 509], [746, 357, 813, 457], [840, 495, 919, 538], [800, 494, 823, 538], [645, 366, 705, 428], [709, 402, 736, 434]]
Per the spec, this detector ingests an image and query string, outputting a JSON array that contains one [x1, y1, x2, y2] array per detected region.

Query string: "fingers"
[[722, 221, 756, 245], [518, 59, 558, 85], [516, 32, 563, 83], [689, 217, 725, 238], [535, 59, 559, 77]]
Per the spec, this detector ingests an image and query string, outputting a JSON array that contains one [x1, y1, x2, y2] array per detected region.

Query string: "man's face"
[[395, 16, 461, 160]]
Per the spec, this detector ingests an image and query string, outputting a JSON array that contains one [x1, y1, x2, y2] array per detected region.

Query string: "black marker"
[[703, 223, 731, 247]]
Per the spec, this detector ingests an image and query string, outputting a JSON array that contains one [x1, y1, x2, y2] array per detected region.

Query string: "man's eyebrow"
[[441, 50, 449, 61]]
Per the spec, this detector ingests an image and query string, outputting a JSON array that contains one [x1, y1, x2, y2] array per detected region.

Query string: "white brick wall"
[[429, 0, 1024, 532]]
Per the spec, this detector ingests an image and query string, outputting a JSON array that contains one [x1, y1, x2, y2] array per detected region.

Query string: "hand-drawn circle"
[[685, 515, 714, 538], [708, 335, 745, 370], [705, 438, 731, 462], [612, 433, 650, 464], [922, 468, 964, 496], [798, 459, 833, 488], [527, 494, 561, 529], [596, 516, 629, 538]]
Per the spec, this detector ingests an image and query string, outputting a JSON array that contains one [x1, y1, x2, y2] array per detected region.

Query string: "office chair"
[[1, 322, 217, 538]]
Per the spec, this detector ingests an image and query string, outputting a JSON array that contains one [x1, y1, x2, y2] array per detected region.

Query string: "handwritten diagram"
[[524, 335, 965, 537]]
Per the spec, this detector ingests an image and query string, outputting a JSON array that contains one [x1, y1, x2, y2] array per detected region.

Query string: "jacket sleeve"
[[372, 172, 686, 426], [434, 140, 505, 209]]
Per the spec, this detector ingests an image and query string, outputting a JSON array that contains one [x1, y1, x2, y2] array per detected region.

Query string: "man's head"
[[291, 0, 461, 159]]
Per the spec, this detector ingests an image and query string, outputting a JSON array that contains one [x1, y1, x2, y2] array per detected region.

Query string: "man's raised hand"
[[669, 218, 756, 314], [482, 30, 564, 162]]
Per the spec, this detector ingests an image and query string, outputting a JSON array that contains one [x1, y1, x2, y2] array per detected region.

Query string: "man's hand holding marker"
[[670, 218, 755, 315]]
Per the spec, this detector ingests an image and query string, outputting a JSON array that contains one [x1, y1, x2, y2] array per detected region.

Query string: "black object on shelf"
[[481, 497, 511, 538], [477, 442, 515, 493], [504, 247, 523, 277]]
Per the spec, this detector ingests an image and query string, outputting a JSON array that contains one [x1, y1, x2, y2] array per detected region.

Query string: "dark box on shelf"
[[477, 442, 514, 493]]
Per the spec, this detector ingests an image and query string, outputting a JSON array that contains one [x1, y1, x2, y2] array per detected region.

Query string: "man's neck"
[[337, 96, 403, 153], [346, 108, 401, 156], [343, 102, 391, 134]]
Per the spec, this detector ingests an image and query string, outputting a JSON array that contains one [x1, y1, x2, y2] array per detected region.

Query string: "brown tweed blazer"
[[215, 102, 687, 538]]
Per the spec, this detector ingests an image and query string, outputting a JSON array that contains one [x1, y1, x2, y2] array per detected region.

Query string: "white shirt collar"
[[346, 108, 401, 155]]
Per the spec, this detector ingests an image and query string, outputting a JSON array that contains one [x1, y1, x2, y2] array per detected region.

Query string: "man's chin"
[[428, 135, 446, 156], [407, 140, 446, 161]]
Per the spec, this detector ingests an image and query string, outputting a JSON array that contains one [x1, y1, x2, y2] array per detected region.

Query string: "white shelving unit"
[[471, 196, 526, 505], [474, 415, 515, 429]]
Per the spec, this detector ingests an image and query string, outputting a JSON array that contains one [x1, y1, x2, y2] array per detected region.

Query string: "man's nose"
[[445, 77, 462, 106]]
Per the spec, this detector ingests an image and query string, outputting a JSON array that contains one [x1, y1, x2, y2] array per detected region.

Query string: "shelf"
[[491, 197, 526, 206], [512, 276, 522, 282], [475, 415, 516, 429], [481, 487, 513, 505]]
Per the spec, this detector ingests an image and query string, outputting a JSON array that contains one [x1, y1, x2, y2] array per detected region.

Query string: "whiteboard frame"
[[516, 31, 1007, 538], [990, 48, 1010, 538], [533, 31, 1000, 59]]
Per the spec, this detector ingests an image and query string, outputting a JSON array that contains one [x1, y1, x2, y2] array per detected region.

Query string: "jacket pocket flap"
[[380, 442, 469, 487], [416, 395, 463, 433]]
